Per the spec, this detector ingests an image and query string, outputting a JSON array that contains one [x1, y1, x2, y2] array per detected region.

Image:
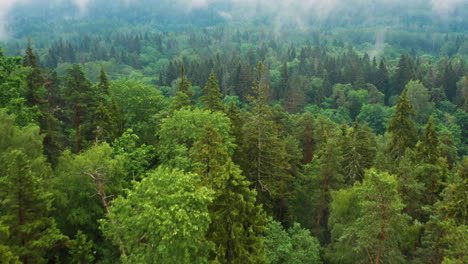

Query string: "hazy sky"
[[0, 0, 467, 40]]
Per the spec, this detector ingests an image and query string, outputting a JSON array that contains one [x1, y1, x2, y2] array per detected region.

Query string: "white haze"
[[0, 0, 467, 40]]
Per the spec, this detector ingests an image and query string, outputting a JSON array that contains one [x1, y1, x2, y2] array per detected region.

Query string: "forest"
[[0, 0, 467, 263]]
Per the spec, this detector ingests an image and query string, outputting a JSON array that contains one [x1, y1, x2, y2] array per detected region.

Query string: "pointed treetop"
[[201, 71, 224, 112], [387, 89, 418, 160], [23, 40, 39, 68], [98, 66, 110, 95]]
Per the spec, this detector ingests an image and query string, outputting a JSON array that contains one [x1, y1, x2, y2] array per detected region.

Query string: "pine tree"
[[394, 54, 416, 96], [277, 62, 290, 100], [375, 58, 391, 105], [387, 89, 418, 161], [64, 64, 94, 153], [312, 137, 344, 243], [341, 121, 376, 184], [173, 65, 194, 110], [441, 61, 458, 102], [240, 62, 291, 214], [23, 42, 62, 164], [191, 125, 267, 264], [93, 67, 122, 142], [0, 116, 66, 263], [417, 117, 440, 164], [328, 169, 410, 264], [201, 71, 224, 112]]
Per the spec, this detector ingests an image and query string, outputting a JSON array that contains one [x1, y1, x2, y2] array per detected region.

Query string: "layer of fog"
[[1, 0, 467, 40]]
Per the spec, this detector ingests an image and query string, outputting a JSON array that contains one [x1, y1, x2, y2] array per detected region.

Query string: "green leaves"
[[101, 167, 213, 264], [264, 218, 322, 264]]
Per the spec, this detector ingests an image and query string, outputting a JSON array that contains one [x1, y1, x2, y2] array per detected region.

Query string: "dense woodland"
[[0, 1, 467, 264]]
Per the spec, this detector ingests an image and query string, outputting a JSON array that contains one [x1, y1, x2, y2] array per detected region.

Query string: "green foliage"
[[387, 89, 418, 161], [191, 125, 267, 264], [0, 112, 66, 263], [111, 79, 167, 144], [157, 108, 235, 170], [101, 167, 213, 264], [112, 129, 156, 181], [69, 231, 95, 264], [405, 80, 434, 124], [52, 143, 125, 262], [341, 122, 376, 184], [201, 71, 224, 112], [264, 218, 322, 264], [327, 169, 410, 264]]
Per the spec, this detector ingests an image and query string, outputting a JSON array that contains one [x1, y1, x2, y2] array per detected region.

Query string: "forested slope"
[[0, 0, 467, 263]]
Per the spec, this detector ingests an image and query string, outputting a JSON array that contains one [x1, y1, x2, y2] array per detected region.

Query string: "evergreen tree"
[[23, 43, 62, 164], [417, 117, 441, 164], [0, 113, 66, 264], [93, 67, 122, 142], [173, 65, 194, 110], [387, 89, 418, 161], [201, 71, 224, 112], [311, 137, 344, 243], [277, 62, 290, 100], [240, 62, 291, 215], [341, 121, 376, 184], [63, 64, 95, 153], [394, 54, 416, 96], [328, 169, 410, 264], [375, 58, 391, 104], [191, 125, 267, 264], [441, 61, 458, 102]]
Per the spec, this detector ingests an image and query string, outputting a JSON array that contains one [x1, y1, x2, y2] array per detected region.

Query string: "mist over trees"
[[0, 0, 467, 263]]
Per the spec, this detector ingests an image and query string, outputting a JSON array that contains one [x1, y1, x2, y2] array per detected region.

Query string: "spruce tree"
[[201, 71, 224, 112], [277, 62, 290, 100], [173, 65, 194, 110], [0, 114, 66, 263], [93, 67, 122, 142], [64, 64, 94, 153], [240, 62, 290, 214], [191, 125, 267, 264], [341, 121, 376, 184], [23, 42, 62, 164], [387, 89, 418, 161], [375, 58, 391, 105], [417, 117, 440, 164]]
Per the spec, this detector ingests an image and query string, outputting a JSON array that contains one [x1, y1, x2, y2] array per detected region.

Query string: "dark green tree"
[[63, 64, 95, 153], [387, 89, 418, 161], [191, 125, 267, 264], [240, 62, 291, 215], [201, 71, 224, 112], [0, 113, 66, 264], [341, 121, 376, 184], [173, 65, 194, 110]]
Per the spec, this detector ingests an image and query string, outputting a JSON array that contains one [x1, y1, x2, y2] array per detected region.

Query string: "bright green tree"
[[406, 80, 434, 124], [157, 108, 235, 170], [327, 169, 410, 264], [101, 167, 213, 264], [111, 79, 167, 144], [264, 218, 322, 264]]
